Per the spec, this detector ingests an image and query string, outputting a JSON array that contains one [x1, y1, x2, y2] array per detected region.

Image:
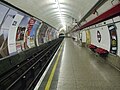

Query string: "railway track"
[[0, 38, 63, 90]]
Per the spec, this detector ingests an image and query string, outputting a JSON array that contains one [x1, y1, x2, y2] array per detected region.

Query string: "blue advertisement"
[[30, 21, 41, 47]]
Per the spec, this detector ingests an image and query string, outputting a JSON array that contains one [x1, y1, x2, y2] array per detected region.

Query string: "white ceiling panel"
[[5, 0, 98, 30]]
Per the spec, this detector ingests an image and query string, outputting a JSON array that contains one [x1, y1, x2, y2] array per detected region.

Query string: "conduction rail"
[[0, 38, 63, 90]]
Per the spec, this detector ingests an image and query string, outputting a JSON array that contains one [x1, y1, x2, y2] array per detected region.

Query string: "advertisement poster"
[[0, 4, 9, 25], [29, 21, 40, 47], [36, 22, 42, 46], [86, 30, 91, 45], [45, 26, 52, 41], [24, 18, 36, 49], [8, 14, 24, 55], [16, 16, 30, 52], [108, 24, 118, 54], [38, 23, 48, 44], [52, 28, 58, 39], [0, 4, 17, 58]]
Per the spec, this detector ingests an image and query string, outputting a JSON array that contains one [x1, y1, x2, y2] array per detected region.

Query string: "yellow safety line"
[[45, 45, 63, 90]]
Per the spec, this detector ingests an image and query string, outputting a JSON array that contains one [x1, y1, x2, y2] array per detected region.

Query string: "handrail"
[[78, 0, 108, 25], [67, 0, 108, 34], [75, 3, 120, 32]]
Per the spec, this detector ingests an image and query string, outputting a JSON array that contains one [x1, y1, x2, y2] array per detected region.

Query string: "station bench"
[[88, 44, 97, 52], [95, 48, 109, 57], [88, 44, 109, 57]]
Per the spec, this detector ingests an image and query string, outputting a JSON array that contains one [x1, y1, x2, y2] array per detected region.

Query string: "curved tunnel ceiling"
[[5, 0, 98, 30]]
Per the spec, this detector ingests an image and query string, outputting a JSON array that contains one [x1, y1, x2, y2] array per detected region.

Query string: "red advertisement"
[[24, 18, 36, 49], [27, 18, 36, 35]]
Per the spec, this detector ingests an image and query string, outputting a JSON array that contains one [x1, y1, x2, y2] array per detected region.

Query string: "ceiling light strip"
[[55, 0, 65, 26]]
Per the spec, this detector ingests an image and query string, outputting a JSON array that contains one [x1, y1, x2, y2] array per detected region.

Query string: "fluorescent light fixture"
[[61, 22, 65, 26], [63, 25, 66, 30], [55, 0, 65, 27]]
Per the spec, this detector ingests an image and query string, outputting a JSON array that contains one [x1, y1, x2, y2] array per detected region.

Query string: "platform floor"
[[39, 38, 120, 90]]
